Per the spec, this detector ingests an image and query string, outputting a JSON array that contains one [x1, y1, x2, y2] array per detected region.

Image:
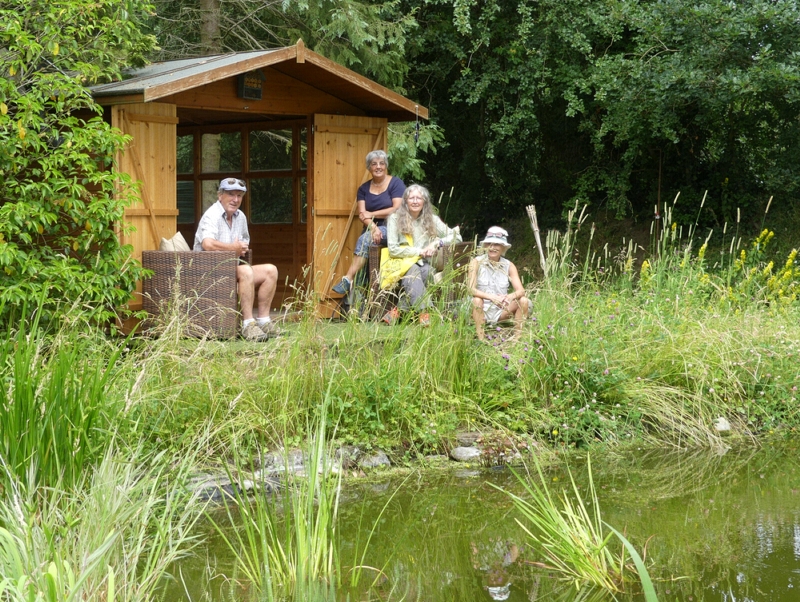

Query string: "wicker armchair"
[[141, 250, 251, 338]]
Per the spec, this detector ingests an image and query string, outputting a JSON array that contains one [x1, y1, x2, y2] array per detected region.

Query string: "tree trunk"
[[199, 0, 222, 176]]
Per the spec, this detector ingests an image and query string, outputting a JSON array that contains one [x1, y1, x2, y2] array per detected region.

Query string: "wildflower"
[[639, 259, 652, 286]]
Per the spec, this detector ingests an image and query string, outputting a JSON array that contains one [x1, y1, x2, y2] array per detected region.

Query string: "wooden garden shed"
[[90, 41, 427, 317]]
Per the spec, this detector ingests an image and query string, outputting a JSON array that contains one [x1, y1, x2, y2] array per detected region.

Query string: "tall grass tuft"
[[497, 456, 625, 592], [209, 408, 342, 601], [497, 456, 657, 600], [0, 443, 203, 602], [0, 307, 124, 489]]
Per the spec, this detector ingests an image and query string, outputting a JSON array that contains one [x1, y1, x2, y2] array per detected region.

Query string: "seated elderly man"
[[194, 177, 279, 341], [467, 226, 529, 341]]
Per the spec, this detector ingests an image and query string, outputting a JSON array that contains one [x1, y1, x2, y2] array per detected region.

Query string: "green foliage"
[[407, 0, 800, 225], [208, 415, 342, 602], [498, 456, 628, 593], [388, 121, 446, 184], [150, 0, 416, 88], [0, 446, 202, 602], [0, 0, 158, 325], [0, 309, 124, 490]]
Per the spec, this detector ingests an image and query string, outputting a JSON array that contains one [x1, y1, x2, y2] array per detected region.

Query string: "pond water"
[[172, 443, 800, 601]]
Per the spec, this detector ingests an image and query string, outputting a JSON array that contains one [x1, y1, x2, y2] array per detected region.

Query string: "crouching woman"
[[468, 226, 529, 340]]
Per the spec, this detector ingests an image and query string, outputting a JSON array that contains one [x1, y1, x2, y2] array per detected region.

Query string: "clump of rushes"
[[497, 456, 657, 600], [0, 444, 203, 602], [0, 302, 124, 489], [208, 407, 342, 602]]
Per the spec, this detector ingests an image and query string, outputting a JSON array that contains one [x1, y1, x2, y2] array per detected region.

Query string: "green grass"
[[0, 306, 124, 489], [111, 203, 800, 459], [207, 406, 343, 602], [0, 192, 797, 600], [0, 443, 203, 602]]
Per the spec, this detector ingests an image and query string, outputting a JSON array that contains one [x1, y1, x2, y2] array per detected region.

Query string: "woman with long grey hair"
[[383, 184, 461, 325]]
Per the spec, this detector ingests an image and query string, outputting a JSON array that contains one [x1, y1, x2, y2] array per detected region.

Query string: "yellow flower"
[[784, 249, 797, 270]]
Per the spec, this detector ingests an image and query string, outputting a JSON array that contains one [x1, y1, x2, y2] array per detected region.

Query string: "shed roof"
[[91, 41, 427, 122]]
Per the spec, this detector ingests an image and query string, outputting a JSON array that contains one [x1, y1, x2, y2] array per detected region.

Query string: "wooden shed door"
[[112, 103, 180, 309], [311, 114, 388, 316]]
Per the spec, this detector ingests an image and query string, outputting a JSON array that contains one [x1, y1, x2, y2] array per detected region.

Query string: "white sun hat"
[[480, 226, 511, 248]]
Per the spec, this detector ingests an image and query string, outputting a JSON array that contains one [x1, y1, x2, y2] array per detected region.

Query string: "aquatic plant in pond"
[[208, 410, 343, 601], [497, 456, 654, 596]]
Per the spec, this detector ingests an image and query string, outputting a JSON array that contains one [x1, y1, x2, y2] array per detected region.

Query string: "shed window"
[[177, 181, 195, 224], [250, 178, 293, 224], [250, 129, 292, 171], [178, 122, 307, 226], [177, 135, 193, 174], [201, 132, 241, 172]]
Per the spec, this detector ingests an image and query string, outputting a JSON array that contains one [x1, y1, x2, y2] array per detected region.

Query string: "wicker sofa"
[[141, 250, 251, 338]]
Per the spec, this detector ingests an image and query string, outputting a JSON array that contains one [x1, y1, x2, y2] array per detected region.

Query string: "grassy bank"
[[3, 202, 797, 461], [117, 203, 799, 458], [0, 200, 797, 599]]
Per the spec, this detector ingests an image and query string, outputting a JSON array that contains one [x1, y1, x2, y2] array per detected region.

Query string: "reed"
[[0, 307, 124, 489], [498, 456, 658, 600], [208, 406, 342, 601], [497, 456, 624, 592]]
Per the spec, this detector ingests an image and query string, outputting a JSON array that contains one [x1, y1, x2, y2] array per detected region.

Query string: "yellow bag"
[[379, 234, 419, 290]]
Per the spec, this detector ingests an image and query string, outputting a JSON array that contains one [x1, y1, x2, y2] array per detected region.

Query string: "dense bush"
[[0, 0, 157, 326]]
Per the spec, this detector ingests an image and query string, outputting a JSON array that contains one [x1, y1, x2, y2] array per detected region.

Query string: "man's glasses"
[[226, 178, 246, 187]]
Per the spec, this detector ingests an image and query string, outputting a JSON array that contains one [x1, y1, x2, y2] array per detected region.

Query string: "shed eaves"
[[90, 44, 427, 121]]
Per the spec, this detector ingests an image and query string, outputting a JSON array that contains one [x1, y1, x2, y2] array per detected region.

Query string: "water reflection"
[[171, 445, 800, 601]]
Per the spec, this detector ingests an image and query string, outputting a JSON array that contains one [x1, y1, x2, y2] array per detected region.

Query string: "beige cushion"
[[159, 232, 191, 252]]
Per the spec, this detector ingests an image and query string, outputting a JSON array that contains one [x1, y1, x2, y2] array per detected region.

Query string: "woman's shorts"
[[355, 225, 387, 257], [483, 300, 505, 325]]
